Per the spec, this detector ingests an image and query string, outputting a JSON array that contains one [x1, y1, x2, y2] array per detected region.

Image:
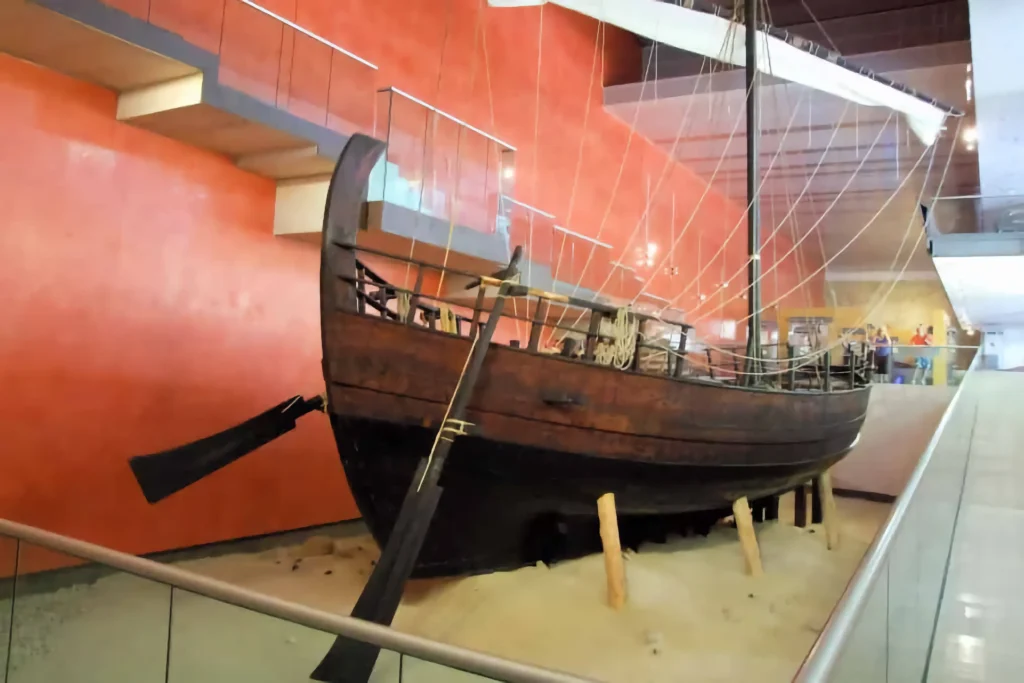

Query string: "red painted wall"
[[0, 55, 360, 558], [3, 0, 826, 560]]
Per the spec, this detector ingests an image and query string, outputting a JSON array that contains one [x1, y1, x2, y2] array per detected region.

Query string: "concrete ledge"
[[832, 384, 956, 497]]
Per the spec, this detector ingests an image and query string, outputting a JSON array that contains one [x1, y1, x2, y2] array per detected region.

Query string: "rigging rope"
[[684, 107, 896, 321], [544, 28, 707, 339], [553, 54, 755, 340], [676, 117, 961, 372], [692, 127, 936, 337], [647, 100, 865, 318], [548, 20, 604, 293]]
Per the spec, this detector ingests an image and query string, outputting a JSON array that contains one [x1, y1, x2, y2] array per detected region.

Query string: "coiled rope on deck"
[[595, 307, 638, 369]]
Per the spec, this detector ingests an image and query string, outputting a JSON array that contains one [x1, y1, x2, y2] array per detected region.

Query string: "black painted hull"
[[331, 414, 852, 577]]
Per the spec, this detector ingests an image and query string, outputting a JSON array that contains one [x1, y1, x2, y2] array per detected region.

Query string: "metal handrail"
[[384, 87, 518, 151], [237, 0, 378, 69], [0, 519, 591, 683], [792, 352, 980, 681]]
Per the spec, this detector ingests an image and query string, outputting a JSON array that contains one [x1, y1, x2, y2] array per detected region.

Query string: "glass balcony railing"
[[368, 88, 516, 240], [794, 354, 981, 682], [107, 0, 378, 136], [927, 194, 1024, 235], [868, 345, 978, 387], [0, 521, 582, 683]]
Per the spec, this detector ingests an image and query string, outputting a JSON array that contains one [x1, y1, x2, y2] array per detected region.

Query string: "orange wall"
[[104, 0, 824, 336], [3, 0, 825, 559], [0, 55, 359, 556]]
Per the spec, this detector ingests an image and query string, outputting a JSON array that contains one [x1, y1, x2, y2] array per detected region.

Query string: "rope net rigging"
[[386, 0, 962, 380]]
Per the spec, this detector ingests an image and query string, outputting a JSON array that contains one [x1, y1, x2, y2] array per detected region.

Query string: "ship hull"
[[331, 412, 854, 577], [319, 134, 870, 578]]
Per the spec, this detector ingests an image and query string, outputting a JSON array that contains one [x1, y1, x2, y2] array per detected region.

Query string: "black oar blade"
[[129, 395, 322, 504], [311, 459, 442, 682]]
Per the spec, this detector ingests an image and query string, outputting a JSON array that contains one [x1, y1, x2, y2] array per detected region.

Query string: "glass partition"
[[0, 526, 582, 683], [371, 88, 516, 240], [0, 540, 171, 683], [400, 656, 498, 681], [1, 536, 15, 682], [874, 345, 977, 387], [219, 0, 377, 135], [109, 0, 378, 136], [795, 363, 980, 682], [167, 590, 401, 682], [927, 194, 1024, 235], [500, 197, 557, 289]]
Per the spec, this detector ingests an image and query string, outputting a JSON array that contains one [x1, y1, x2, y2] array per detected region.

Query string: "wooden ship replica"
[[127, 0, 961, 680]]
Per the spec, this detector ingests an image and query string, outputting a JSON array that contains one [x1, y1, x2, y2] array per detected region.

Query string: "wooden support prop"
[[764, 495, 780, 521], [810, 477, 823, 524], [794, 484, 808, 528], [312, 248, 522, 683], [597, 493, 626, 610], [817, 471, 840, 550], [732, 497, 763, 577]]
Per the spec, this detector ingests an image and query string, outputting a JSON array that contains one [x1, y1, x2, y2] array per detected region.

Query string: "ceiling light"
[[502, 166, 515, 180], [962, 126, 978, 145], [647, 242, 658, 256]]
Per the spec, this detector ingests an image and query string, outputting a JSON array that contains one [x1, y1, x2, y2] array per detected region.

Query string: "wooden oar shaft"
[[311, 250, 522, 683]]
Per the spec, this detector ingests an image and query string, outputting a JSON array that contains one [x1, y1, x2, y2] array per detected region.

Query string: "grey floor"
[[826, 370, 1024, 683], [925, 371, 1024, 683]]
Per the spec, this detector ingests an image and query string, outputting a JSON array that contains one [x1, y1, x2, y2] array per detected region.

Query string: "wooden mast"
[[743, 0, 762, 385]]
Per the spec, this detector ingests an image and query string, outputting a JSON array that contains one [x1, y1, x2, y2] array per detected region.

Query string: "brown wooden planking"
[[323, 311, 868, 445], [327, 383, 860, 467]]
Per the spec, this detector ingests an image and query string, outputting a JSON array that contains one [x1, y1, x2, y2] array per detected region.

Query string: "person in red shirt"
[[910, 325, 934, 384], [909, 325, 926, 346]]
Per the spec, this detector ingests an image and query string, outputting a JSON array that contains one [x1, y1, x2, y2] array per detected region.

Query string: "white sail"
[[489, 0, 947, 145]]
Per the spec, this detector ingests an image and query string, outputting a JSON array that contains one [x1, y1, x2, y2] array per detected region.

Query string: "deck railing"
[[337, 243, 884, 392]]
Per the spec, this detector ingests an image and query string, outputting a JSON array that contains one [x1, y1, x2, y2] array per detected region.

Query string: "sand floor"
[[0, 494, 889, 683]]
